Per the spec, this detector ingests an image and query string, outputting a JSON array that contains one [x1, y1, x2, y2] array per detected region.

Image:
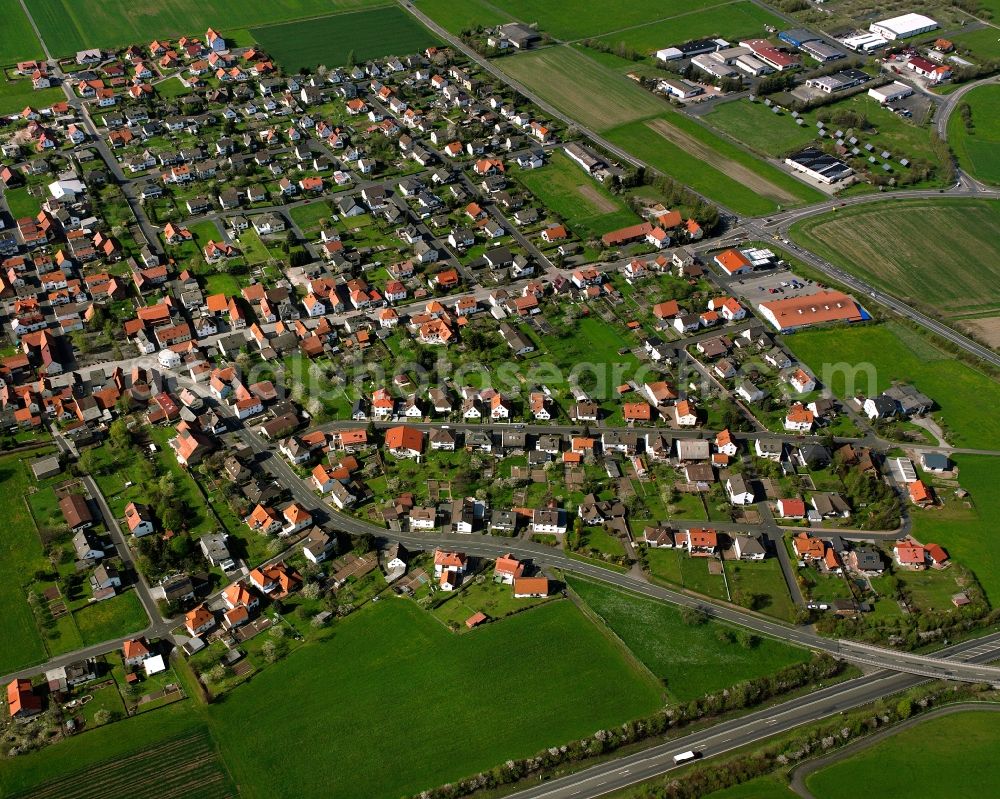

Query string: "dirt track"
[[646, 117, 801, 205], [577, 182, 619, 213]]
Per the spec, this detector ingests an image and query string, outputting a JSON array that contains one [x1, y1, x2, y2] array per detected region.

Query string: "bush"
[[680, 606, 709, 626]]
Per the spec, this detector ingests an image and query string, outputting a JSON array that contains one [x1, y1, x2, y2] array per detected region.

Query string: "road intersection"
[[5, 4, 1000, 793], [401, 0, 1000, 368]]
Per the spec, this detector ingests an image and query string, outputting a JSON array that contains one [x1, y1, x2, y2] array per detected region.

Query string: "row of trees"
[[629, 683, 991, 799]]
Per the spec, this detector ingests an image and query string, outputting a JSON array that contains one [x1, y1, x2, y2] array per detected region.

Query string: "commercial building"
[[739, 39, 798, 71], [906, 56, 952, 83], [657, 78, 704, 100], [656, 38, 728, 61], [870, 13, 938, 40], [691, 53, 738, 79], [840, 32, 888, 53], [757, 290, 864, 332], [800, 40, 845, 63], [778, 29, 818, 48], [868, 81, 914, 104], [563, 142, 604, 175], [784, 147, 853, 184], [498, 23, 541, 49], [805, 68, 869, 94]]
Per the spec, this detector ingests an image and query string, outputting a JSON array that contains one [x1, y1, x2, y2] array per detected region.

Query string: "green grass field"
[[909, 455, 1000, 604], [499, 45, 667, 132], [802, 92, 948, 184], [789, 199, 1000, 319], [3, 184, 43, 219], [568, 577, 810, 701], [288, 199, 332, 234], [23, 0, 390, 56], [488, 0, 722, 41], [515, 150, 639, 239], [416, 0, 513, 34], [0, 76, 63, 115], [494, 45, 823, 215], [948, 84, 1000, 186], [0, 0, 45, 63], [605, 116, 801, 216], [594, 1, 784, 53], [950, 25, 1000, 60], [0, 705, 235, 799], [669, 112, 825, 201], [783, 322, 1000, 450], [209, 599, 662, 798], [536, 315, 643, 401], [0, 454, 50, 673], [73, 590, 148, 645], [705, 99, 820, 158], [250, 7, 438, 73], [806, 709, 1000, 798]]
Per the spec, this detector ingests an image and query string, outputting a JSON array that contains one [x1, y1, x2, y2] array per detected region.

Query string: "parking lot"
[[729, 263, 825, 305]]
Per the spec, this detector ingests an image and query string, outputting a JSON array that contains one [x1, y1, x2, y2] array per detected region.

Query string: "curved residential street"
[[3, 4, 1000, 797]]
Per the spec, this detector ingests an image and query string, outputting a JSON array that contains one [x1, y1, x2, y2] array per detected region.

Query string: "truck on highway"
[[673, 751, 699, 765]]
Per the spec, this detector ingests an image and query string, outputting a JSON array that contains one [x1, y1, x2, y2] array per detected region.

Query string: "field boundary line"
[[563, 575, 667, 697], [244, 2, 398, 34], [13, 0, 52, 61], [564, 0, 742, 44]]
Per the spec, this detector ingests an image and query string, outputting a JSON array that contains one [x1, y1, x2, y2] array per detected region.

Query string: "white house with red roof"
[[789, 368, 816, 393], [122, 638, 151, 666], [494, 553, 524, 584], [776, 498, 806, 519], [124, 501, 155, 536], [281, 502, 312, 536]]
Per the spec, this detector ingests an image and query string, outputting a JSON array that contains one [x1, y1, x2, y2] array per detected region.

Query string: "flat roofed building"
[[784, 147, 853, 184], [868, 81, 914, 104], [801, 40, 845, 62]]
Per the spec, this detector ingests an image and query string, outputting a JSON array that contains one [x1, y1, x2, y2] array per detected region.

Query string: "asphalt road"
[[933, 74, 1000, 139], [399, 0, 1000, 369], [741, 218, 1000, 368], [80, 474, 162, 626], [503, 631, 1000, 799], [788, 702, 1000, 797], [230, 424, 1000, 684]]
